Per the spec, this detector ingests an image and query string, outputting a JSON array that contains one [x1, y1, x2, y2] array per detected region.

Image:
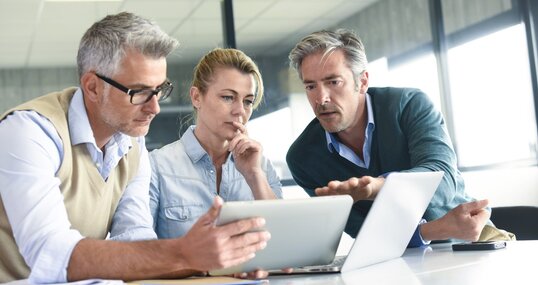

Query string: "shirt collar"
[[68, 88, 132, 151], [325, 92, 375, 152], [182, 125, 235, 164], [182, 125, 209, 163]]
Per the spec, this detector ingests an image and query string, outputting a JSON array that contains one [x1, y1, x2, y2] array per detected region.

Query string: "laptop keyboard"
[[298, 255, 347, 271], [328, 256, 346, 267]]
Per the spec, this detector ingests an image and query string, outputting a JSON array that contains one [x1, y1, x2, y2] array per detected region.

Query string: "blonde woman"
[[149, 48, 282, 239]]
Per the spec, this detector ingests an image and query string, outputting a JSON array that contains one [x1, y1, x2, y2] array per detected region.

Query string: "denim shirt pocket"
[[162, 204, 206, 238], [164, 204, 205, 222]]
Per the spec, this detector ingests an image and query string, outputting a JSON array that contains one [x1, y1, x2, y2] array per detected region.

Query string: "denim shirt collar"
[[182, 125, 234, 164]]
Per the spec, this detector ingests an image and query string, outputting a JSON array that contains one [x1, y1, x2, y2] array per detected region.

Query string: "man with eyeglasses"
[[0, 12, 270, 283]]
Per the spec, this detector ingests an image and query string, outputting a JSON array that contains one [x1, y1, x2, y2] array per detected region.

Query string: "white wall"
[[462, 167, 538, 207], [282, 167, 538, 207]]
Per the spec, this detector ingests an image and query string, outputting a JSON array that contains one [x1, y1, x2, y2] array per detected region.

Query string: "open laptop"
[[209, 195, 354, 275], [210, 171, 443, 275], [292, 171, 444, 273]]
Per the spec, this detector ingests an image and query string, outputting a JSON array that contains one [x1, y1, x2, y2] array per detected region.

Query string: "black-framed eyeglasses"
[[95, 73, 173, 105]]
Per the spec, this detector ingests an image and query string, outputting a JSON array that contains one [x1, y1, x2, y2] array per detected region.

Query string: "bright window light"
[[448, 24, 537, 167]]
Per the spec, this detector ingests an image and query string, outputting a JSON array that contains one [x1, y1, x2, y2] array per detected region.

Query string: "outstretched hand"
[[314, 176, 384, 202]]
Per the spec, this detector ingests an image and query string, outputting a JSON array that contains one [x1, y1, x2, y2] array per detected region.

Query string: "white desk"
[[267, 240, 538, 284], [6, 241, 536, 284]]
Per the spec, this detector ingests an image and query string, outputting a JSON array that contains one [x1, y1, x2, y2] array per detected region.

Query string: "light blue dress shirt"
[[149, 125, 283, 239], [323, 93, 428, 247], [0, 88, 156, 283], [325, 93, 376, 168]]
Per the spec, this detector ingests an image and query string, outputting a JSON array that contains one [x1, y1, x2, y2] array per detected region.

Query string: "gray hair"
[[289, 29, 368, 80], [77, 12, 179, 78]]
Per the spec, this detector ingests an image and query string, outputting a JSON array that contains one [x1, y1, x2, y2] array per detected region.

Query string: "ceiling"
[[0, 0, 377, 69]]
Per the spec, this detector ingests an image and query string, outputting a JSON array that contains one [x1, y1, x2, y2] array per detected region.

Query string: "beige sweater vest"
[[0, 88, 140, 281]]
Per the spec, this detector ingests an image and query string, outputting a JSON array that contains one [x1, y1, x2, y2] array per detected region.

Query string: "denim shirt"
[[149, 126, 282, 239]]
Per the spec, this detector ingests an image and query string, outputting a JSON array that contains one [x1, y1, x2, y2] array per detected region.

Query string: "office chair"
[[490, 206, 538, 240]]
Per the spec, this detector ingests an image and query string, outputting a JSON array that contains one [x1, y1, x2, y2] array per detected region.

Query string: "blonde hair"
[[192, 48, 264, 109]]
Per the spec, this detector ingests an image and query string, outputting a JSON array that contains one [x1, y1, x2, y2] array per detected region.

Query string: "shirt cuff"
[[109, 227, 157, 242], [28, 229, 84, 284], [379, 172, 393, 178], [407, 219, 431, 248]]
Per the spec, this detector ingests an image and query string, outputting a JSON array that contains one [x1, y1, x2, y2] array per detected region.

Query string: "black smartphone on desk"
[[452, 241, 507, 251]]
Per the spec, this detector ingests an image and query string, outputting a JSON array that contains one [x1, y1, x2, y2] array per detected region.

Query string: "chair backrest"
[[490, 206, 538, 240]]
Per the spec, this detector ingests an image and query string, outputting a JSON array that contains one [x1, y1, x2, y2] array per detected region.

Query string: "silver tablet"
[[209, 195, 353, 275]]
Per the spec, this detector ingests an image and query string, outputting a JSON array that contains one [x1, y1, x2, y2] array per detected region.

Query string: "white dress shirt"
[[0, 88, 156, 283]]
